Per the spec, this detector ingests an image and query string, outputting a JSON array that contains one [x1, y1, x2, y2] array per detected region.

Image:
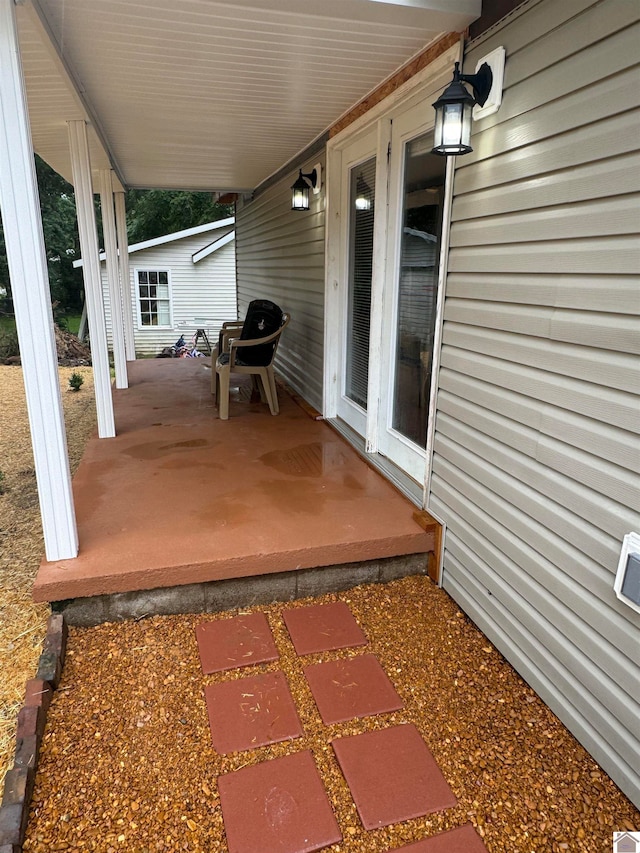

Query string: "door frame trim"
[[324, 41, 462, 505]]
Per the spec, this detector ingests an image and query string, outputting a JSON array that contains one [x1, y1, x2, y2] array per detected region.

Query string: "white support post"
[[0, 0, 78, 561], [99, 170, 127, 387], [67, 120, 116, 438], [114, 189, 136, 360]]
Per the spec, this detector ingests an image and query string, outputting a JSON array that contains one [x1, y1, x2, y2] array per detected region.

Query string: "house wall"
[[430, 0, 640, 805], [235, 152, 326, 411], [101, 231, 236, 356]]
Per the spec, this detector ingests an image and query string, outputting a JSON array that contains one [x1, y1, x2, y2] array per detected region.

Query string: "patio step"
[[51, 552, 433, 626]]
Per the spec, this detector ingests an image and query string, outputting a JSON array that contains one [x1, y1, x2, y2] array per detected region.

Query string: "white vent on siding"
[[614, 532, 640, 614]]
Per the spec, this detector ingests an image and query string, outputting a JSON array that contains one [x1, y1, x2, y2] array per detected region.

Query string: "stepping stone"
[[304, 653, 404, 724], [204, 671, 303, 754], [385, 823, 489, 852], [218, 749, 342, 853], [282, 601, 367, 656], [196, 613, 278, 674], [332, 723, 457, 830]]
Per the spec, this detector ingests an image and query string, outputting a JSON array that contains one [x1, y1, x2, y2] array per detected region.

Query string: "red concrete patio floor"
[[33, 358, 433, 604]]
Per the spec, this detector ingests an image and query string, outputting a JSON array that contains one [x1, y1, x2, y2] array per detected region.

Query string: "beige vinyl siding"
[[235, 155, 326, 411], [101, 230, 236, 356], [431, 0, 640, 805]]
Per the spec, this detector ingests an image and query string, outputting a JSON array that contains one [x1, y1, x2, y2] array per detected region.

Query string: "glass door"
[[336, 133, 377, 437], [377, 105, 447, 482]]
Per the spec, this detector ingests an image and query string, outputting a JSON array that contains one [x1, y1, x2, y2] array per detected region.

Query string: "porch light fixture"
[[431, 61, 493, 156], [291, 164, 321, 211]]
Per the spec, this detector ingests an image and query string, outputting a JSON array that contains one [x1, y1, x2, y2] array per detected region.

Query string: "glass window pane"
[[149, 285, 157, 298], [345, 156, 376, 409], [158, 284, 169, 299], [138, 271, 148, 285], [391, 133, 446, 446], [159, 272, 168, 285], [157, 304, 170, 325], [139, 285, 149, 298], [141, 313, 151, 326], [149, 271, 158, 284]]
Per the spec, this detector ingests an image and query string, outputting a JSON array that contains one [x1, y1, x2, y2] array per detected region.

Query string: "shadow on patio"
[[33, 359, 434, 618]]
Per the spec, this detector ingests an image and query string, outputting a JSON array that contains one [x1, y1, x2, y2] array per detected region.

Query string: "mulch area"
[[22, 576, 639, 853], [0, 364, 97, 792]]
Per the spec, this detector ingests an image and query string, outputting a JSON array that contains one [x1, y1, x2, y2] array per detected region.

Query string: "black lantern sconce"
[[291, 164, 322, 211], [432, 61, 493, 156]]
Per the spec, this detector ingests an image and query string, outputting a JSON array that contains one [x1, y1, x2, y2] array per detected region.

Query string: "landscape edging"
[[0, 614, 66, 850]]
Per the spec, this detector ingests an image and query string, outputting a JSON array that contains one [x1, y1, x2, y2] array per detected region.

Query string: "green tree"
[[34, 155, 83, 317], [0, 155, 82, 318], [125, 189, 233, 243]]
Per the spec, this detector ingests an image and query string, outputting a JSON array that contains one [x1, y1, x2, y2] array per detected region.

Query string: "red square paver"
[[204, 671, 303, 754], [218, 749, 342, 853], [385, 823, 489, 852], [304, 653, 404, 724], [282, 601, 367, 656], [196, 612, 278, 674], [332, 724, 457, 830]]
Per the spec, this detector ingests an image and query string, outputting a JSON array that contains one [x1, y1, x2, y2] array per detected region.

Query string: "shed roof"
[[73, 217, 235, 267]]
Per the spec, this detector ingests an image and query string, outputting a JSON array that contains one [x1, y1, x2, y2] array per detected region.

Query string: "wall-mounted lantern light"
[[291, 163, 322, 210], [431, 61, 493, 156]]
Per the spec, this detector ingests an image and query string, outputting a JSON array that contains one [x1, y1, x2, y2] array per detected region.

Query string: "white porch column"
[[114, 189, 136, 360], [0, 0, 78, 561], [99, 169, 127, 387], [67, 120, 116, 437]]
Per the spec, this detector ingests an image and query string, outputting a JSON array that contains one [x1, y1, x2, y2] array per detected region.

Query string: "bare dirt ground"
[[0, 364, 96, 791]]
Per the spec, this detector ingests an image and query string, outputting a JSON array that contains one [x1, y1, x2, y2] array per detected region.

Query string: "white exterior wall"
[[235, 153, 326, 411], [431, 0, 640, 805], [101, 231, 236, 356]]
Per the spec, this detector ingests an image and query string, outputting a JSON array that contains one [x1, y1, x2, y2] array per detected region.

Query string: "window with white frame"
[[136, 269, 171, 327]]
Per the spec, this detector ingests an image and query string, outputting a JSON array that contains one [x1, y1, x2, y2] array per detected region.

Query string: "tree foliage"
[[125, 189, 233, 244]]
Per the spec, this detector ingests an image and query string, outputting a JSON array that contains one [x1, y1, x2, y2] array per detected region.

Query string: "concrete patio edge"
[[51, 553, 429, 626]]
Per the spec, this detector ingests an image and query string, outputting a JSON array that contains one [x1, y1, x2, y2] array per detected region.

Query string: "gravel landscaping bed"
[[0, 365, 96, 791], [22, 575, 639, 853]]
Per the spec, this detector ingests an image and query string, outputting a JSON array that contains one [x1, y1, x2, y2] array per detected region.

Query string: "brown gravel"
[[23, 576, 639, 853], [0, 364, 97, 791]]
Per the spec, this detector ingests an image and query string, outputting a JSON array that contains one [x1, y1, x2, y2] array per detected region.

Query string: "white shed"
[[75, 218, 236, 356]]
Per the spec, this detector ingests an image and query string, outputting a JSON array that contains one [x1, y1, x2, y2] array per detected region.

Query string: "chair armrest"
[[228, 317, 289, 368], [219, 325, 243, 354]]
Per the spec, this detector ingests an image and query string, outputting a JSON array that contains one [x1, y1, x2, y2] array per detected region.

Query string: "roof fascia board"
[[73, 218, 236, 268], [23, 0, 127, 189], [192, 230, 235, 264]]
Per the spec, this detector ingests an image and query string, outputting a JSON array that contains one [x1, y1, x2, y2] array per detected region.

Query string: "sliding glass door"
[[378, 105, 446, 481], [332, 101, 448, 493]]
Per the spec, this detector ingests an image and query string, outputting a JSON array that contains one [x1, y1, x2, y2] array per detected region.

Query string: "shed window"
[[136, 270, 171, 327]]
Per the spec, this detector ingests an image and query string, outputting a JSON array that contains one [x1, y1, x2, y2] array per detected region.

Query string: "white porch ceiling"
[[16, 0, 481, 192]]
